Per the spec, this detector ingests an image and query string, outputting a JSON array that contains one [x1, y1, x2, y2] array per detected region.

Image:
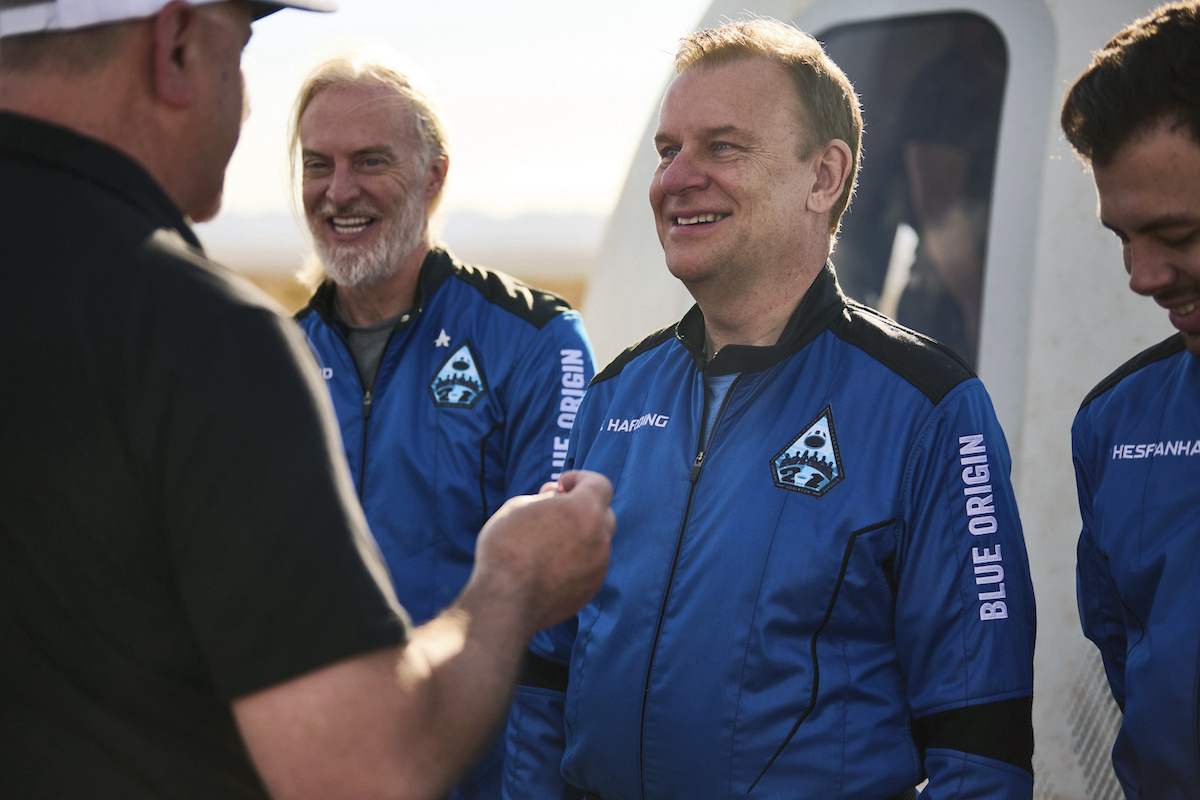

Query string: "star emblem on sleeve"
[[434, 329, 451, 347]]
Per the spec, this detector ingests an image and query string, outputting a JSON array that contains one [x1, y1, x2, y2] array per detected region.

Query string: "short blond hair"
[[675, 18, 862, 235]]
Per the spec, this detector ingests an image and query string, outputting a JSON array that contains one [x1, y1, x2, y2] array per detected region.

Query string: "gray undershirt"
[[334, 304, 406, 393]]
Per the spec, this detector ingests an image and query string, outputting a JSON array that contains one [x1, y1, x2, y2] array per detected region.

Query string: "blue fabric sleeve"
[[1072, 413, 1128, 708], [895, 381, 1036, 792], [919, 749, 1033, 800], [502, 311, 595, 496]]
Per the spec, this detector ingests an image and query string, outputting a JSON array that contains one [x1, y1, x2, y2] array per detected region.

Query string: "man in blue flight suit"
[[504, 18, 1036, 800], [1061, 3, 1200, 797], [292, 51, 596, 800]]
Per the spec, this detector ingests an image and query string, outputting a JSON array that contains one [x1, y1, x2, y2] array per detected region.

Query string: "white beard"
[[311, 188, 427, 289]]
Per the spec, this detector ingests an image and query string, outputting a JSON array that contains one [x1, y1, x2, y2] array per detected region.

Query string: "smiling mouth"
[[330, 216, 373, 235], [1174, 300, 1199, 315], [676, 213, 728, 226]]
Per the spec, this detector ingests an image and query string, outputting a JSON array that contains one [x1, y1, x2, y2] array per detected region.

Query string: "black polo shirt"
[[0, 112, 408, 798]]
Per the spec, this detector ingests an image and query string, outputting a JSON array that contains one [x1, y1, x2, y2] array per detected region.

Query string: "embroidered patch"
[[771, 405, 844, 496], [430, 342, 488, 408]]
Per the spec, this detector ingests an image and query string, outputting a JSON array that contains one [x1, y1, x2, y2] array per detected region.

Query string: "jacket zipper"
[[637, 371, 741, 800], [359, 388, 373, 501], [329, 322, 402, 503]]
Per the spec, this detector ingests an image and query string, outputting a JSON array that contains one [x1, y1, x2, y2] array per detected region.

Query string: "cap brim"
[[249, 0, 338, 20]]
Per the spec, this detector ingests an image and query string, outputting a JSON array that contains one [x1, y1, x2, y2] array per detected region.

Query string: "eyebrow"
[[1102, 213, 1200, 236], [301, 145, 398, 161], [653, 125, 754, 146]]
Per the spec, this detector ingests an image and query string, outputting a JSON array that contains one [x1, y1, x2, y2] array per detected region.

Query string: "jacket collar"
[[0, 111, 201, 250], [676, 263, 847, 376], [305, 246, 455, 325]]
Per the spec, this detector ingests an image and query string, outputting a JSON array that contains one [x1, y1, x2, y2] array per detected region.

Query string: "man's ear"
[[152, 0, 200, 108], [806, 138, 853, 215], [425, 152, 449, 200]]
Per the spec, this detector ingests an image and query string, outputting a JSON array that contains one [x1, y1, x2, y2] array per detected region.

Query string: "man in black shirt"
[[0, 2, 614, 798]]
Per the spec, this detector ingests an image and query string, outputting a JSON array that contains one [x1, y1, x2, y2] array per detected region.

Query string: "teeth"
[[1178, 301, 1199, 315], [332, 216, 371, 234], [676, 213, 726, 226]]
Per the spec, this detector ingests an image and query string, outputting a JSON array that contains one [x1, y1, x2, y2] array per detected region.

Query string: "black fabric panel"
[[295, 279, 333, 323], [1079, 333, 1185, 409], [517, 649, 570, 693], [444, 250, 573, 328], [829, 300, 975, 405], [590, 324, 679, 386], [912, 696, 1033, 775]]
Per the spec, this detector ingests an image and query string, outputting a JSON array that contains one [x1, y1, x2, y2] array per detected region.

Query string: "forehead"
[[657, 58, 804, 138], [1094, 122, 1200, 227], [300, 82, 416, 151]]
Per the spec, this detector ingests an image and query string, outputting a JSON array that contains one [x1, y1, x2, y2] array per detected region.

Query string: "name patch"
[[1110, 439, 1200, 459], [603, 413, 670, 433]]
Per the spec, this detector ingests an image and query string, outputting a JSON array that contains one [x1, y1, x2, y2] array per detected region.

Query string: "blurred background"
[[196, 0, 712, 312]]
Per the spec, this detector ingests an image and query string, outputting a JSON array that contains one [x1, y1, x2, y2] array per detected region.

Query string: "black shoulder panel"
[[912, 696, 1033, 775], [1080, 334, 1185, 410], [294, 280, 335, 324], [829, 302, 975, 405], [446, 253, 573, 330], [590, 324, 679, 386]]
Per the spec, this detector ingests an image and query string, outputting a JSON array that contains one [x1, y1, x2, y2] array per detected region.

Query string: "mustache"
[[1155, 281, 1200, 304], [310, 199, 383, 218]]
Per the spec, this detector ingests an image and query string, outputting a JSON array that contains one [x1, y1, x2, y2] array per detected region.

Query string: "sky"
[[221, 0, 714, 222]]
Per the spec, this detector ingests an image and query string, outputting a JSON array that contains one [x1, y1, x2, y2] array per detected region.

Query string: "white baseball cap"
[[0, 0, 337, 38]]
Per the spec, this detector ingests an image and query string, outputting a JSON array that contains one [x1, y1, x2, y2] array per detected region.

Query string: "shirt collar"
[[0, 111, 201, 250], [308, 247, 451, 325], [676, 263, 847, 376]]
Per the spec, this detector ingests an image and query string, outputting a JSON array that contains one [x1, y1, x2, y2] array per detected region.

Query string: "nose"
[[1126, 239, 1176, 297], [327, 162, 361, 208], [658, 147, 709, 196]]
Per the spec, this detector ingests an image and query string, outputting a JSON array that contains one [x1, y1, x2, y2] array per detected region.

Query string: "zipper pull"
[[362, 389, 374, 420], [690, 451, 705, 482]]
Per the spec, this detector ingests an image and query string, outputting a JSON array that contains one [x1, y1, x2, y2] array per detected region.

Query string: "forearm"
[[390, 582, 537, 794], [235, 594, 534, 800], [235, 473, 613, 800]]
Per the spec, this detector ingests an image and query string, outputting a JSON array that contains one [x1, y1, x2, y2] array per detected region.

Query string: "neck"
[[0, 66, 143, 160], [334, 241, 432, 327], [690, 258, 827, 357]]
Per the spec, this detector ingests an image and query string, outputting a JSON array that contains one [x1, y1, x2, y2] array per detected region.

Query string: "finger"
[[558, 470, 613, 505]]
